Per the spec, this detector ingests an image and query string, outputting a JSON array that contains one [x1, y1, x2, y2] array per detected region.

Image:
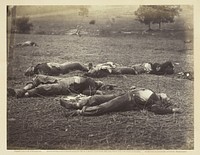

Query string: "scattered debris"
[[177, 71, 194, 80], [184, 40, 192, 43]]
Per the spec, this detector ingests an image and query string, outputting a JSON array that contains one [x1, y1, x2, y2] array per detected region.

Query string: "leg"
[[79, 93, 133, 116], [74, 63, 88, 71], [24, 75, 58, 90], [60, 62, 88, 74], [85, 69, 110, 78], [8, 75, 59, 98], [60, 94, 116, 109], [26, 83, 70, 97], [78, 94, 117, 108], [118, 67, 136, 74]]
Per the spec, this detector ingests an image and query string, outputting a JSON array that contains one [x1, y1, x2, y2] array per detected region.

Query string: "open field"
[[7, 30, 193, 149], [13, 5, 193, 35], [7, 5, 193, 150]]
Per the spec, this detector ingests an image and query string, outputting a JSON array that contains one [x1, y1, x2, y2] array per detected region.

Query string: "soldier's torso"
[[35, 63, 61, 76], [132, 63, 152, 74], [132, 89, 154, 103]]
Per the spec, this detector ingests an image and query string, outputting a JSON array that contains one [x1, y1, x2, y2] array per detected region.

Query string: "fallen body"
[[25, 62, 88, 76], [85, 61, 174, 78], [8, 75, 105, 98], [14, 41, 38, 47], [60, 86, 181, 116]]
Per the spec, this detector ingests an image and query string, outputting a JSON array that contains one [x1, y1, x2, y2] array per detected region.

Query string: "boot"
[[15, 89, 27, 98]]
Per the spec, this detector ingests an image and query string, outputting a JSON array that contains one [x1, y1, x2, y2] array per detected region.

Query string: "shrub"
[[14, 17, 33, 34], [89, 20, 95, 25]]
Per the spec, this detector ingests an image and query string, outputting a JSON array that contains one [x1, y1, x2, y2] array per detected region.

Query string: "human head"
[[151, 63, 161, 72], [88, 63, 93, 70], [130, 86, 136, 90], [24, 66, 35, 76], [95, 80, 104, 89], [33, 43, 38, 47], [156, 93, 170, 102], [84, 68, 96, 77], [156, 93, 173, 108]]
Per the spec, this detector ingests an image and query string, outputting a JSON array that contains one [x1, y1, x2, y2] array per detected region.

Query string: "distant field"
[[7, 29, 193, 149], [7, 5, 193, 150], [13, 5, 192, 35]]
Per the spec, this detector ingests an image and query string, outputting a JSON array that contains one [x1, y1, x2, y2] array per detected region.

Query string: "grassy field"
[[7, 31, 193, 150], [7, 6, 193, 150]]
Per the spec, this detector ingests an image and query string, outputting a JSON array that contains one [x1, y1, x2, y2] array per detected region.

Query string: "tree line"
[[8, 5, 182, 34], [135, 5, 182, 30]]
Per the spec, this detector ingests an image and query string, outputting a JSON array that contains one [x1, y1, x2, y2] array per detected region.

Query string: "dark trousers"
[[81, 92, 135, 116]]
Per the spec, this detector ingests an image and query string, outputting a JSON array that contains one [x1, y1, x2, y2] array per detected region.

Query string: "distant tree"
[[78, 7, 89, 17], [135, 5, 182, 30], [89, 20, 95, 25], [15, 17, 33, 34]]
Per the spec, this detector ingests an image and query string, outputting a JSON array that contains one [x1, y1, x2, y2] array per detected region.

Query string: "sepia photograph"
[[6, 4, 194, 150]]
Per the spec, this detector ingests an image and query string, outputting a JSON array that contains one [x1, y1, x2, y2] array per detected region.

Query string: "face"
[[156, 66, 161, 71], [95, 81, 103, 89], [88, 68, 97, 74], [24, 66, 35, 76], [88, 63, 93, 70], [157, 93, 170, 102]]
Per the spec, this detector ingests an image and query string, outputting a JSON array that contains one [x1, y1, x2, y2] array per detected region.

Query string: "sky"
[[14, 5, 139, 17]]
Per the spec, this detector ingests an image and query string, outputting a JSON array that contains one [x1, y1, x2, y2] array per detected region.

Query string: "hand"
[[130, 86, 136, 90], [96, 90, 103, 95]]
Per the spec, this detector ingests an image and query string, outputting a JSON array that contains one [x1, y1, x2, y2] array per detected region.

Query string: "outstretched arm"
[[150, 102, 182, 115], [100, 84, 117, 90]]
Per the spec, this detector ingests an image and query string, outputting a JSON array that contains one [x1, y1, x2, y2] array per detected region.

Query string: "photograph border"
[[1, 0, 200, 155]]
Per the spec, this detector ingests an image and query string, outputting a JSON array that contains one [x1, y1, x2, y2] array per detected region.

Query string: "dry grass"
[[7, 29, 193, 150]]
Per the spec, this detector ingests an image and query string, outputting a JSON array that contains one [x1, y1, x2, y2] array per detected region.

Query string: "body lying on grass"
[[7, 75, 116, 98], [14, 41, 38, 47], [25, 62, 88, 76], [60, 86, 181, 116], [84, 61, 175, 78]]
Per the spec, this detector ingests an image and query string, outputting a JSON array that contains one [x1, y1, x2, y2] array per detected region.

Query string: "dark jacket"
[[150, 61, 174, 75], [131, 89, 174, 114]]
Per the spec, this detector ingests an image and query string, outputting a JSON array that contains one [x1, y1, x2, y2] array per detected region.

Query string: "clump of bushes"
[[14, 17, 33, 34], [89, 20, 95, 25]]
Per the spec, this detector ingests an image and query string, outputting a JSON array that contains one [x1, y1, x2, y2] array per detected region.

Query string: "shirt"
[[90, 62, 117, 73], [130, 88, 174, 114], [132, 63, 152, 74]]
